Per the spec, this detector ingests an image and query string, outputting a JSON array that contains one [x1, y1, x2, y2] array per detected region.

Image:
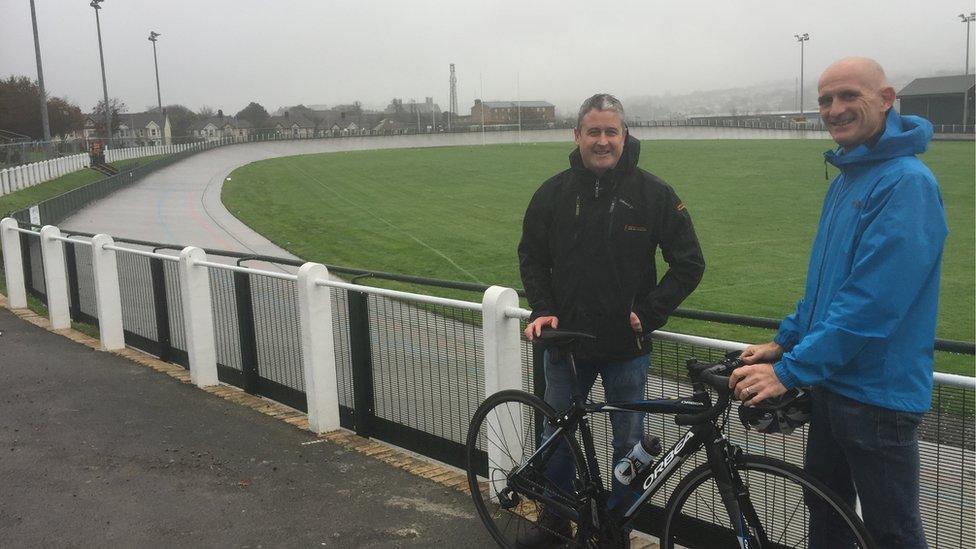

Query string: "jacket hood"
[[569, 134, 642, 176], [825, 108, 932, 168]]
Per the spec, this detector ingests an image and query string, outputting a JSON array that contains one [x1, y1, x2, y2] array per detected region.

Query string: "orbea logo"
[[643, 430, 695, 490]]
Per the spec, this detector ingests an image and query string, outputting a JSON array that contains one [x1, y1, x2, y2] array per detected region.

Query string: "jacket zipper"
[[805, 172, 849, 331], [607, 198, 618, 239], [594, 179, 600, 198]]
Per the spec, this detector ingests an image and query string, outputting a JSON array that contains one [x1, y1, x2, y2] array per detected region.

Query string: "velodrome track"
[[59, 126, 828, 253], [60, 130, 578, 254], [55, 128, 972, 546]]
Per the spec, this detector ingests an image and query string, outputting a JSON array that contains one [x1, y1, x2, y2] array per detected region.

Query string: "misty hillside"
[[623, 71, 928, 120]]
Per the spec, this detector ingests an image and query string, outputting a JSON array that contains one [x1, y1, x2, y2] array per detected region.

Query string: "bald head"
[[817, 57, 896, 150], [819, 57, 889, 90]]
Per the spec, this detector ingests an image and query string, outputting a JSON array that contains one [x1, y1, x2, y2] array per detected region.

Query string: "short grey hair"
[[576, 93, 626, 129]]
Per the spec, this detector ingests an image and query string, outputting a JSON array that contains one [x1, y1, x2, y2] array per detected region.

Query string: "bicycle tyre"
[[660, 454, 874, 549], [465, 389, 594, 548]]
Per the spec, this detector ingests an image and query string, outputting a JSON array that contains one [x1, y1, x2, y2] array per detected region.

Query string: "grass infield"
[[222, 140, 974, 375]]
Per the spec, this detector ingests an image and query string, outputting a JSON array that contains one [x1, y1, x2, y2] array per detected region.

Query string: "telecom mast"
[[449, 64, 458, 131]]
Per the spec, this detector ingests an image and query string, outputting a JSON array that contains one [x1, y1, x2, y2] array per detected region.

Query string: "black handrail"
[[21, 221, 976, 356]]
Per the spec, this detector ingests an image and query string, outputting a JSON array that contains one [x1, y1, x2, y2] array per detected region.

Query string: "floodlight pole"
[[91, 0, 111, 145], [961, 13, 975, 75], [516, 72, 522, 145], [29, 0, 51, 143], [794, 33, 810, 117], [149, 31, 162, 111]]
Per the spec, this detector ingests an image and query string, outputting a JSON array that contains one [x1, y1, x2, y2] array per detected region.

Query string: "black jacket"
[[518, 135, 705, 361]]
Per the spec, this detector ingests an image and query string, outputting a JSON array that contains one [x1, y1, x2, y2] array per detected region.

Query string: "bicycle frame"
[[516, 349, 757, 542]]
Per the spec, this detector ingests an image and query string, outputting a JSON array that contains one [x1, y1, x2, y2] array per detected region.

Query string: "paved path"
[[0, 306, 495, 548]]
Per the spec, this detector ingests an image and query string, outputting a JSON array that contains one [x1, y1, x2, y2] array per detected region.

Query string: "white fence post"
[[1, 170, 8, 195], [39, 225, 71, 329], [178, 246, 218, 387], [482, 285, 522, 396], [481, 285, 524, 498], [297, 262, 340, 433], [0, 218, 27, 308], [90, 234, 125, 350]]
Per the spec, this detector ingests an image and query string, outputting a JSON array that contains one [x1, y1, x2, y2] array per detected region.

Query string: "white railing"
[[2, 218, 973, 544], [0, 143, 203, 198], [4, 218, 971, 431], [0, 218, 525, 436]]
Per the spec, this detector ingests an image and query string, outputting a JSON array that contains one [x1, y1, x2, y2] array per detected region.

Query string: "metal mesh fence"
[[209, 269, 242, 371], [71, 242, 97, 319], [116, 251, 157, 341], [331, 288, 354, 409], [162, 260, 186, 356], [25, 236, 45, 299], [368, 295, 483, 446], [249, 273, 303, 389]]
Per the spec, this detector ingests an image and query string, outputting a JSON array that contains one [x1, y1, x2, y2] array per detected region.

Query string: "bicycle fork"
[[706, 436, 769, 548]]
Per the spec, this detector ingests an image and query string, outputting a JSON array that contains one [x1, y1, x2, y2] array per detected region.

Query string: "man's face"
[[818, 67, 893, 150], [574, 109, 626, 175]]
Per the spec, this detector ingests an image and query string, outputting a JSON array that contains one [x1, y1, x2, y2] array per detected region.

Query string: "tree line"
[[0, 75, 275, 141]]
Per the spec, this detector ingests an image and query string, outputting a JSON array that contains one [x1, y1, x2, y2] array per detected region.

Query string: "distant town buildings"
[[68, 111, 173, 145], [469, 100, 556, 125], [191, 112, 253, 141]]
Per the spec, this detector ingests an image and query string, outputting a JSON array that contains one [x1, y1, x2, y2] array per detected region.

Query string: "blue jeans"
[[805, 388, 927, 548], [541, 350, 648, 513]]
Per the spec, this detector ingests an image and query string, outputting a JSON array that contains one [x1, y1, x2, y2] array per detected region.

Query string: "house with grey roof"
[[190, 113, 254, 142], [268, 111, 318, 139], [898, 74, 975, 126], [114, 112, 172, 146]]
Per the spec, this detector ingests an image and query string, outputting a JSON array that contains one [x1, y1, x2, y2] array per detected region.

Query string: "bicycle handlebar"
[[674, 356, 741, 426]]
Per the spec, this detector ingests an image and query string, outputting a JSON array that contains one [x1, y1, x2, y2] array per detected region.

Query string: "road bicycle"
[[464, 328, 874, 548]]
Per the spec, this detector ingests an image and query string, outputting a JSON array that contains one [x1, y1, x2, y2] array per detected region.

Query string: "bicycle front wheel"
[[660, 454, 874, 549], [465, 389, 592, 548]]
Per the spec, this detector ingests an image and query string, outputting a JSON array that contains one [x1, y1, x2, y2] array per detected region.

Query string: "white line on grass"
[[288, 164, 485, 284]]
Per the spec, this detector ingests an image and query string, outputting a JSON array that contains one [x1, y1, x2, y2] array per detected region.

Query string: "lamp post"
[[29, 0, 51, 143], [148, 31, 162, 111], [794, 33, 810, 118], [90, 0, 111, 144], [960, 13, 975, 75]]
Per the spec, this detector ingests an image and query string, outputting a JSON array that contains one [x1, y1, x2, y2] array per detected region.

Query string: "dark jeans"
[[541, 351, 648, 513], [805, 388, 927, 548]]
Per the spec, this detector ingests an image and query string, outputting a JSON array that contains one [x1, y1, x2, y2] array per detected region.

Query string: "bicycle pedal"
[[497, 487, 520, 509]]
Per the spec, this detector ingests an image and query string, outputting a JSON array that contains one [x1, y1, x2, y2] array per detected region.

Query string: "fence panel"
[[365, 294, 483, 468], [249, 272, 305, 409], [116, 250, 158, 348]]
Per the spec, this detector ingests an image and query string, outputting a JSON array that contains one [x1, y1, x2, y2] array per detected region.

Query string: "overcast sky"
[[2, 1, 973, 116]]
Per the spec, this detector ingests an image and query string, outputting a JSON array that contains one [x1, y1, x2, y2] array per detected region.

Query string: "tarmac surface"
[[0, 306, 496, 548]]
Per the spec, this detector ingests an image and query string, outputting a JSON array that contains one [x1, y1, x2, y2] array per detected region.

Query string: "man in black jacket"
[[517, 94, 704, 547]]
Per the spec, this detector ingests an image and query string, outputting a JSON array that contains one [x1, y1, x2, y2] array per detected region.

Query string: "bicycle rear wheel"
[[465, 389, 592, 548], [660, 454, 874, 549]]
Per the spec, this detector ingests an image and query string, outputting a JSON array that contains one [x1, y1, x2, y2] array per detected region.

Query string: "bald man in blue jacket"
[[730, 57, 947, 548]]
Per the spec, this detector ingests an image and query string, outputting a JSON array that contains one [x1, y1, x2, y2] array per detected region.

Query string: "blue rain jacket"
[[773, 109, 947, 413]]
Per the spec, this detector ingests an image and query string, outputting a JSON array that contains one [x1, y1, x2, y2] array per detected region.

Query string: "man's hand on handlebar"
[[524, 316, 558, 341], [740, 341, 784, 365], [728, 364, 788, 407]]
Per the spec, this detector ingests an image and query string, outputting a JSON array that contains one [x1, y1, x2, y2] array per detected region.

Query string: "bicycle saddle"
[[533, 327, 596, 348]]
